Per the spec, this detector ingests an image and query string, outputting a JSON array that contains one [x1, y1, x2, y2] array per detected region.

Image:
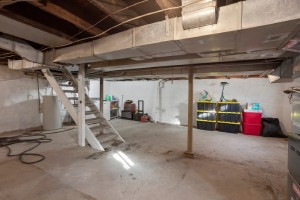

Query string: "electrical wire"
[[0, 127, 75, 164], [68, 0, 150, 41], [41, 0, 200, 51]]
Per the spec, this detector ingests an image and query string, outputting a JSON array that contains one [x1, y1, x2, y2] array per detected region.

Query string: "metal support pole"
[[100, 73, 104, 113], [185, 67, 194, 158], [78, 64, 86, 146]]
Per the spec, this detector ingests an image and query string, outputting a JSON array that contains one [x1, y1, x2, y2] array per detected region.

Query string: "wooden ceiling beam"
[[0, 0, 38, 8], [87, 0, 147, 28], [154, 0, 181, 18], [29, 1, 107, 36]]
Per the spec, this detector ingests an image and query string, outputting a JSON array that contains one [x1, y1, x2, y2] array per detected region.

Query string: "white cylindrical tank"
[[43, 96, 62, 130]]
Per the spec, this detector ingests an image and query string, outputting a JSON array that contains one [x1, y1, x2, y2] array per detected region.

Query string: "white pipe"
[[154, 79, 166, 123]]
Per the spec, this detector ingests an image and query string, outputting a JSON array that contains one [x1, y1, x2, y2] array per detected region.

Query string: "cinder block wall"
[[97, 78, 295, 133], [0, 66, 48, 133]]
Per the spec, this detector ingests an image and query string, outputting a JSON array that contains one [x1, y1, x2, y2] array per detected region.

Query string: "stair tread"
[[86, 110, 98, 115], [63, 90, 77, 93], [68, 97, 78, 100], [89, 124, 110, 131], [59, 84, 73, 87], [96, 133, 118, 143], [86, 118, 101, 125], [73, 102, 95, 107], [68, 96, 91, 99]]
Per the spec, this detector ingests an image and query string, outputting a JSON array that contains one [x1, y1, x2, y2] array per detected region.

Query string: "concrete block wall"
[[99, 78, 296, 133], [0, 66, 49, 133]]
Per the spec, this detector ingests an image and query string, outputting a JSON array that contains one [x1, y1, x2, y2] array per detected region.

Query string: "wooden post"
[[100, 73, 104, 113], [78, 64, 86, 147], [185, 67, 194, 158]]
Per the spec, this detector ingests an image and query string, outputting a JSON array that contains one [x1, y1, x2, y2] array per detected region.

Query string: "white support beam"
[[185, 67, 194, 158], [78, 64, 86, 147]]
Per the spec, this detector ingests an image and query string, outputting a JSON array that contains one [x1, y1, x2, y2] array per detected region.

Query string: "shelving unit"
[[196, 101, 242, 133], [103, 100, 119, 120], [217, 102, 241, 133], [196, 101, 217, 131]]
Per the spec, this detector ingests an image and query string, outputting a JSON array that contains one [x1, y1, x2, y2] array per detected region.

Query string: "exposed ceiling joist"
[[154, 0, 181, 18], [87, 0, 147, 28], [29, 1, 107, 36]]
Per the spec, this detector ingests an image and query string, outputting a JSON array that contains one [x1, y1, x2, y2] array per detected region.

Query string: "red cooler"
[[242, 123, 262, 136], [242, 110, 262, 136], [243, 110, 262, 124]]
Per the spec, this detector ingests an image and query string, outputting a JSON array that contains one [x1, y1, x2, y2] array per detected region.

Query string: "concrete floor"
[[0, 119, 288, 200]]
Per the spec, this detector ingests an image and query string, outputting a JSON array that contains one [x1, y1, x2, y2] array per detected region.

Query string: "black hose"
[[0, 127, 74, 164]]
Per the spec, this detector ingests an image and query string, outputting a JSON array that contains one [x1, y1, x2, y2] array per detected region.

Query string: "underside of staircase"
[[41, 66, 124, 151]]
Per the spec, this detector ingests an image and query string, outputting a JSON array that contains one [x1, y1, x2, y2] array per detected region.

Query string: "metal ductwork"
[[268, 58, 295, 83], [8, 59, 48, 70], [7, 0, 300, 73], [0, 35, 43, 63], [45, 0, 300, 70], [0, 14, 70, 46], [181, 0, 218, 30]]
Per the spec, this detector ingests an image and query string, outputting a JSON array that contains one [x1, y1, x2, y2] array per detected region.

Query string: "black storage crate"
[[218, 123, 240, 133], [218, 113, 241, 123], [197, 102, 217, 111], [197, 112, 217, 121], [121, 111, 132, 120], [218, 103, 240, 112], [197, 121, 216, 131]]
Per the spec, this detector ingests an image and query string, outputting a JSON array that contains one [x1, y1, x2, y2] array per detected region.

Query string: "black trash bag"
[[261, 118, 287, 138]]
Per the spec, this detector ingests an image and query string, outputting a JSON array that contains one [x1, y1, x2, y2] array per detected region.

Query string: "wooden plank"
[[30, 1, 107, 36]]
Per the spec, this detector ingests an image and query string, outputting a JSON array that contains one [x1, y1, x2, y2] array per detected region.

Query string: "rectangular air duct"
[[283, 39, 300, 53], [268, 58, 294, 83], [181, 0, 217, 30]]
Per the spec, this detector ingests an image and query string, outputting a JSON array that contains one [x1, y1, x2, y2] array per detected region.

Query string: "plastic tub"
[[218, 122, 240, 133], [243, 111, 262, 124], [197, 121, 216, 131], [242, 123, 262, 136]]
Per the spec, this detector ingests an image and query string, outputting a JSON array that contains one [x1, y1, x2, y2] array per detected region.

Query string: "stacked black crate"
[[217, 102, 241, 133], [196, 101, 217, 131]]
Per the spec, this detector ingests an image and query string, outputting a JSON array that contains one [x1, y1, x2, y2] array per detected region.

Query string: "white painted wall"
[[0, 66, 49, 133], [101, 78, 297, 133]]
